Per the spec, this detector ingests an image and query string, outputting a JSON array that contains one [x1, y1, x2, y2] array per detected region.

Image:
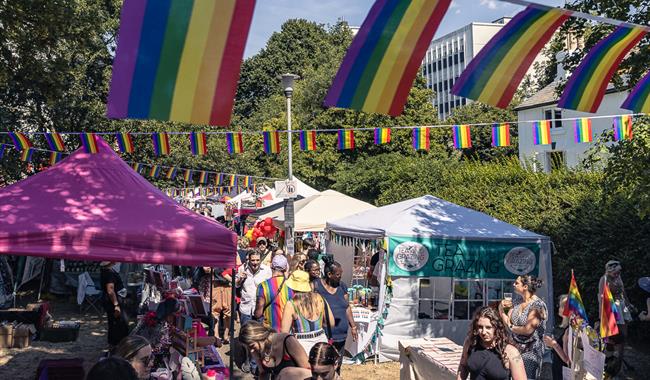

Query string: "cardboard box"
[[12, 324, 35, 348], [0, 324, 13, 348]]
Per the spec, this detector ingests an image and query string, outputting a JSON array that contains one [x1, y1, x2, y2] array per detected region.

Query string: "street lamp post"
[[281, 73, 299, 254]]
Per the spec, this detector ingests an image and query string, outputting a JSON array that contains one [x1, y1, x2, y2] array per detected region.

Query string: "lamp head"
[[279, 73, 300, 97]]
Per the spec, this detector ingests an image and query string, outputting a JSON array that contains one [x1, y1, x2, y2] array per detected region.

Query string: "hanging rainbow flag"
[[374, 128, 391, 144], [152, 132, 171, 155], [199, 171, 209, 184], [49, 152, 63, 166], [337, 130, 355, 150], [574, 118, 593, 143], [324, 0, 452, 116], [217, 173, 225, 185], [563, 270, 589, 324], [613, 115, 633, 141], [622, 71, 650, 113], [412, 127, 430, 150], [242, 176, 251, 188], [299, 130, 317, 151], [600, 281, 620, 338], [8, 132, 32, 151], [491, 123, 511, 147], [229, 175, 236, 187], [558, 26, 647, 112], [80, 133, 98, 154], [166, 166, 177, 180], [452, 6, 570, 108], [132, 162, 143, 173], [452, 125, 471, 149], [226, 132, 244, 154], [263, 131, 281, 154], [116, 132, 135, 153], [20, 148, 34, 162], [183, 169, 193, 182], [533, 120, 552, 145], [189, 132, 207, 155], [149, 165, 161, 178], [45, 132, 66, 151], [106, 0, 256, 126]]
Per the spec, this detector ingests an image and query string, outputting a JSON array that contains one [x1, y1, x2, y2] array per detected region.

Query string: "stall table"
[[399, 337, 463, 380]]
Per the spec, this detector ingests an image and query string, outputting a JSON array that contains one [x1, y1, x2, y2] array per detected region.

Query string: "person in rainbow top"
[[255, 255, 293, 332]]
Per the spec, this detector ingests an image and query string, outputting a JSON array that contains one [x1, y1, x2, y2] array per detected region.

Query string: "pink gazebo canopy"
[[0, 136, 236, 267]]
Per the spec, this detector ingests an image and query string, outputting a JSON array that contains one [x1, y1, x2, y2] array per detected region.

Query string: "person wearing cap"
[[100, 261, 129, 346], [254, 255, 293, 332], [598, 260, 634, 364], [256, 236, 272, 265]]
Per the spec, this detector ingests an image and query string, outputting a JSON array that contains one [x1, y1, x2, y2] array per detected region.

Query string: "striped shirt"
[[257, 276, 294, 332]]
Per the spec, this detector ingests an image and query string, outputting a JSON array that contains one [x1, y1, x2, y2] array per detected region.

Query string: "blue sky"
[[244, 0, 566, 58]]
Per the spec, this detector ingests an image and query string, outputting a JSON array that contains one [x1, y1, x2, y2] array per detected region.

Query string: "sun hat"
[[286, 270, 311, 292], [271, 255, 288, 271]]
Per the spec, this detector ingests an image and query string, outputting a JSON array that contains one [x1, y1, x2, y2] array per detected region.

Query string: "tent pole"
[[209, 268, 214, 337], [229, 263, 236, 377], [37, 259, 46, 301]]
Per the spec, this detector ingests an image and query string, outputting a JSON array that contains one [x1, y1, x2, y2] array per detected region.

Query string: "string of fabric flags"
[[163, 185, 267, 199]]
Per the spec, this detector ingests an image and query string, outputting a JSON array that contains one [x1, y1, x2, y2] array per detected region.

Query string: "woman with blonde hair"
[[289, 253, 307, 275]]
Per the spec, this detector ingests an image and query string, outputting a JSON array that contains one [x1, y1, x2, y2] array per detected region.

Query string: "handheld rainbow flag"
[[452, 6, 569, 108], [166, 166, 177, 180], [183, 169, 193, 182], [412, 127, 430, 150], [263, 131, 281, 154], [189, 132, 207, 155], [226, 132, 244, 154], [558, 26, 647, 112], [106, 0, 256, 126], [622, 70, 650, 113], [491, 123, 511, 147], [152, 132, 171, 155], [563, 270, 589, 324], [533, 120, 552, 145], [299, 130, 317, 151], [228, 175, 236, 187], [132, 163, 143, 173], [324, 0, 452, 116], [80, 133, 98, 154], [49, 152, 63, 166], [116, 132, 135, 153], [337, 130, 355, 150], [613, 115, 633, 141], [374, 128, 391, 145], [20, 148, 34, 162], [0, 144, 6, 159], [452, 125, 472, 149], [199, 171, 208, 184], [8, 132, 32, 151], [45, 132, 66, 151], [149, 165, 161, 178], [574, 118, 593, 143], [600, 281, 620, 338]]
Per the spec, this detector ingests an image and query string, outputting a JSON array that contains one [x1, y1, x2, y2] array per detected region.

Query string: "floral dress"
[[510, 297, 547, 379]]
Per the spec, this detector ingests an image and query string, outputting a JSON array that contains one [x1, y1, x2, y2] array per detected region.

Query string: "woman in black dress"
[[100, 261, 129, 346]]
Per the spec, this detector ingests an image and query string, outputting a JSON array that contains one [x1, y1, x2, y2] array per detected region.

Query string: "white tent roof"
[[258, 190, 376, 232], [326, 195, 547, 241]]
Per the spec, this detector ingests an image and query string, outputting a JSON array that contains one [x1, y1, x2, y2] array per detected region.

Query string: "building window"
[[460, 52, 465, 63], [418, 278, 452, 320], [544, 108, 563, 129], [547, 151, 566, 171], [461, 98, 467, 105], [442, 279, 516, 320], [454, 54, 459, 65]]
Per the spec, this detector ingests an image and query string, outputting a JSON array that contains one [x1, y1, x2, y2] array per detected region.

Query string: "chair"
[[77, 272, 102, 317]]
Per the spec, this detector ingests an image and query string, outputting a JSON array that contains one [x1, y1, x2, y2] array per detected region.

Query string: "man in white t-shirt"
[[236, 251, 271, 326]]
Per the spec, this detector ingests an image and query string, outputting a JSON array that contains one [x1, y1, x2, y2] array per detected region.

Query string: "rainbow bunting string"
[[242, 176, 250, 188], [263, 131, 281, 154], [149, 165, 161, 178], [324, 0, 452, 116], [229, 175, 236, 187], [189, 132, 207, 155], [132, 163, 143, 173], [80, 133, 98, 154], [106, 0, 256, 126], [166, 167, 177, 180], [199, 171, 208, 184], [8, 132, 32, 151], [613, 115, 633, 141], [183, 169, 192, 182], [45, 132, 66, 151], [452, 125, 471, 149], [412, 127, 430, 150], [299, 130, 317, 151], [337, 130, 355, 150], [152, 132, 171, 155], [563, 270, 589, 324], [217, 173, 225, 186], [558, 26, 647, 112], [600, 281, 620, 338], [574, 118, 593, 143], [533, 120, 552, 145], [491, 123, 511, 147], [117, 132, 135, 153], [374, 128, 391, 144], [49, 152, 63, 166], [622, 71, 650, 113], [20, 148, 34, 162], [226, 132, 243, 154]]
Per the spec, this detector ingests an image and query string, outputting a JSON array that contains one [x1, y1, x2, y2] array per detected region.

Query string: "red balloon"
[[264, 218, 273, 225], [263, 225, 272, 233]]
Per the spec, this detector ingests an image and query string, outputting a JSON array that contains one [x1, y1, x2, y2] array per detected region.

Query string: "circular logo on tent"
[[504, 247, 536, 275], [393, 242, 429, 272]]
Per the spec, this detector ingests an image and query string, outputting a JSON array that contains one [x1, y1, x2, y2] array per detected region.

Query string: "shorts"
[[211, 285, 232, 317]]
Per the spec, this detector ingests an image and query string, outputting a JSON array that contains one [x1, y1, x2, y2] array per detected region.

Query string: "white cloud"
[[480, 0, 498, 9]]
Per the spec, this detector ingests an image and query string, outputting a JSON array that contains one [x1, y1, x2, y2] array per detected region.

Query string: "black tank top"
[[467, 345, 510, 380]]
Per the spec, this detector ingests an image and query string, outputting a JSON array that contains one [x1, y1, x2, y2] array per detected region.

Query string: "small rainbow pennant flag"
[[116, 132, 135, 153], [166, 166, 177, 180], [622, 70, 650, 113], [189, 132, 207, 155], [242, 176, 251, 188], [229, 175, 236, 187], [452, 125, 471, 149], [183, 169, 193, 182], [20, 148, 34, 162], [374, 128, 391, 145], [226, 132, 244, 154], [49, 152, 63, 165], [217, 173, 225, 185], [0, 144, 6, 159], [263, 131, 281, 154], [45, 132, 66, 151], [574, 118, 593, 143], [491, 123, 511, 147], [563, 270, 589, 324], [8, 132, 32, 151], [337, 130, 355, 150], [152, 132, 171, 155], [132, 162, 143, 173], [299, 130, 317, 151], [80, 133, 98, 153], [199, 171, 209, 184], [412, 127, 430, 150], [149, 165, 161, 178], [533, 120, 552, 145], [613, 115, 633, 141]]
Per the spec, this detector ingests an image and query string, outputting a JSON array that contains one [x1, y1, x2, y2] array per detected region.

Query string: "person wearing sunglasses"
[[111, 335, 153, 380]]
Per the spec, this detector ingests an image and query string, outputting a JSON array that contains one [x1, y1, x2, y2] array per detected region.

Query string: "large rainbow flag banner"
[[117, 132, 135, 153], [80, 133, 98, 154], [374, 128, 391, 145], [106, 0, 256, 126], [533, 120, 552, 145], [574, 118, 593, 143], [563, 270, 589, 324], [189, 132, 207, 155], [226, 132, 244, 154], [45, 132, 66, 151], [613, 115, 633, 141], [491, 123, 511, 147], [558, 26, 647, 112], [452, 125, 471, 149], [337, 130, 355, 150], [324, 0, 452, 116], [452, 6, 570, 108], [600, 281, 620, 338], [299, 130, 317, 151], [622, 71, 650, 113], [263, 131, 281, 154], [412, 127, 429, 150], [8, 132, 32, 151], [152, 132, 171, 155]]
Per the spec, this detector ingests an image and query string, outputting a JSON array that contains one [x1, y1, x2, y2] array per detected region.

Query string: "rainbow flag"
[[106, 0, 256, 126], [166, 166, 177, 180], [8, 132, 32, 151], [149, 165, 161, 178], [374, 128, 391, 144], [324, 0, 452, 116], [45, 132, 66, 151], [228, 175, 236, 187], [453, 6, 569, 108], [600, 281, 620, 338], [452, 125, 471, 149], [183, 169, 193, 182], [49, 152, 63, 166], [574, 118, 593, 143], [20, 148, 34, 162], [132, 163, 143, 173], [412, 127, 430, 150], [242, 176, 250, 188], [152, 132, 171, 155], [563, 270, 589, 324], [491, 123, 511, 147], [217, 173, 225, 185], [189, 132, 207, 155], [337, 130, 355, 150], [613, 115, 633, 141], [558, 26, 647, 112], [0, 144, 6, 159], [80, 133, 98, 153], [533, 120, 552, 145], [299, 130, 317, 151], [226, 132, 244, 154], [622, 70, 650, 113], [199, 171, 208, 184], [263, 131, 281, 154], [116, 132, 135, 153]]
